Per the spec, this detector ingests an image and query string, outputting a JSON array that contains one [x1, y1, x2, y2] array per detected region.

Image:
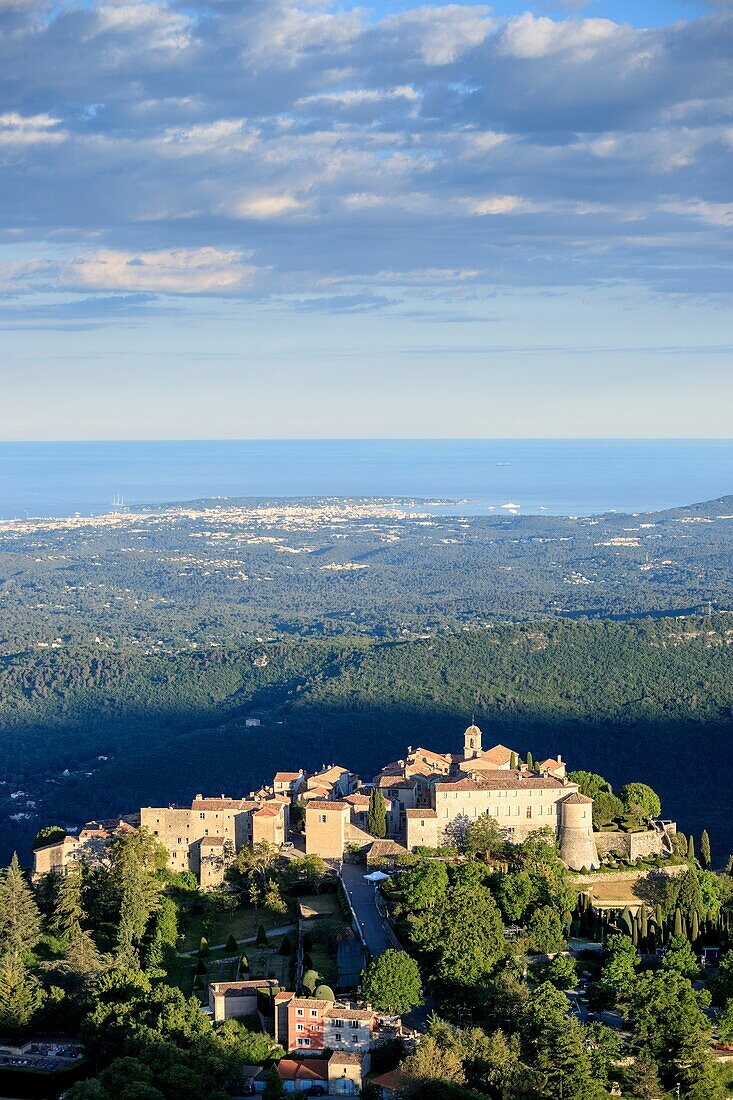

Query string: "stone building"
[[305, 801, 350, 859], [33, 816, 137, 877], [140, 793, 288, 887]]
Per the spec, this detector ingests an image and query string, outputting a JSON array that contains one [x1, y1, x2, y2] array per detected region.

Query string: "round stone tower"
[[558, 792, 599, 870], [464, 722, 482, 760]]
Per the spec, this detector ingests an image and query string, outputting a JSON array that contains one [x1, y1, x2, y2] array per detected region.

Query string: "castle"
[[34, 722, 673, 884]]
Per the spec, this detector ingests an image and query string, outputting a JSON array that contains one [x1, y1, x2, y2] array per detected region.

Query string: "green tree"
[[700, 829, 712, 870], [495, 871, 534, 923], [0, 853, 42, 961], [619, 782, 661, 822], [362, 949, 422, 1014], [255, 924, 268, 946], [109, 831, 162, 968], [464, 813, 504, 861], [367, 788, 387, 839], [32, 825, 66, 850], [597, 933, 639, 1006], [630, 970, 713, 1087], [262, 1065, 285, 1099], [0, 956, 45, 1035], [687, 834, 696, 862], [50, 859, 85, 943], [412, 883, 506, 989], [543, 954, 576, 990], [526, 906, 566, 955], [314, 984, 335, 1001], [592, 790, 624, 828], [263, 882, 287, 915], [399, 860, 449, 912], [662, 934, 700, 979], [626, 1048, 664, 1100], [567, 771, 611, 799]]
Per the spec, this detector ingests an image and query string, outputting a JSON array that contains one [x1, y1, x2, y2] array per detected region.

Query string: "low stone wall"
[[571, 865, 687, 888]]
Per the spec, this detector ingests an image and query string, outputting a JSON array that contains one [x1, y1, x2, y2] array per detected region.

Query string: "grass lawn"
[[181, 906, 295, 952]]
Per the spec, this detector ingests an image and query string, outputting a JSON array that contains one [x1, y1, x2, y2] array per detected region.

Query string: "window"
[[335, 1033, 342, 1042], [310, 1009, 318, 1018], [319, 814, 327, 823], [297, 1038, 310, 1047], [297, 1009, 304, 1017], [332, 1019, 344, 1029], [350, 1021, 359, 1029], [199, 812, 205, 819], [526, 806, 532, 819], [297, 1024, 304, 1032]]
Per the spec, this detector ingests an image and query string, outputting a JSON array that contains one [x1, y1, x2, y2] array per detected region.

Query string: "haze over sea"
[[0, 439, 732, 519]]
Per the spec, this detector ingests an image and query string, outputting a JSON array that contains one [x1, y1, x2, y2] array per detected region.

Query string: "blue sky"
[[0, 0, 731, 438]]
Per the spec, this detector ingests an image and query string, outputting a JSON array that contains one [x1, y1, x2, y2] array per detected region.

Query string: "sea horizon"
[[1, 437, 732, 520]]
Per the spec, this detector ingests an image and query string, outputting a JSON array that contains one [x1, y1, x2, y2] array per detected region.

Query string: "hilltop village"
[[35, 722, 675, 885], [14, 721, 733, 1100]]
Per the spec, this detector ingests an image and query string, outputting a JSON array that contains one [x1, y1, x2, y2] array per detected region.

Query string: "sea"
[[0, 438, 732, 518]]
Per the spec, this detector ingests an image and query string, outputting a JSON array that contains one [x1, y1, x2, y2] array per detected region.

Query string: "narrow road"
[[339, 862, 399, 958]]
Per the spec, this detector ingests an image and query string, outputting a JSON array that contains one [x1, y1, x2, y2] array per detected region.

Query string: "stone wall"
[[594, 828, 669, 861]]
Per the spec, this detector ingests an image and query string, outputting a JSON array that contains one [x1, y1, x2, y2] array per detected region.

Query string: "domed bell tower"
[[464, 722, 482, 760]]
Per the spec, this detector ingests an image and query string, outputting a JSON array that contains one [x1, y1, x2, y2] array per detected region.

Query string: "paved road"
[[339, 863, 399, 958]]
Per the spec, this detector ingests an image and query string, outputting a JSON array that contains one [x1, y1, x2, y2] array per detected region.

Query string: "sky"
[[0, 0, 731, 439]]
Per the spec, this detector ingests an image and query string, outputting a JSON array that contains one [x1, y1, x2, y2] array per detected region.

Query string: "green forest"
[[2, 615, 733, 865]]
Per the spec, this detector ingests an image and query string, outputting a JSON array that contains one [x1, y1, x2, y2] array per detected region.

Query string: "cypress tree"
[[199, 936, 210, 957], [674, 909, 683, 937], [691, 910, 700, 943], [256, 924, 268, 946], [640, 906, 649, 947], [700, 830, 712, 870], [687, 834, 696, 862], [367, 788, 387, 839], [654, 903, 664, 933], [510, 752, 518, 769], [0, 854, 42, 961], [526, 751, 534, 771]]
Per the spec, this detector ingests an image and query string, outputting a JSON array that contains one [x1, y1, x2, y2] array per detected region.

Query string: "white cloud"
[[0, 113, 66, 146], [62, 248, 255, 293], [499, 13, 620, 60], [230, 194, 306, 219], [383, 4, 494, 65], [662, 201, 733, 227]]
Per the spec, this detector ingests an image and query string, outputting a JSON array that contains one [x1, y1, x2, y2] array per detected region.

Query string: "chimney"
[[557, 754, 563, 763]]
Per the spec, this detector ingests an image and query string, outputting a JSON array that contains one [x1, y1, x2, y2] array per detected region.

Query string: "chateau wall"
[[594, 829, 668, 861], [306, 803, 347, 859]]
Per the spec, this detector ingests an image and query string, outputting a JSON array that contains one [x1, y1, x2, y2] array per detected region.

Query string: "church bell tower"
[[464, 721, 482, 760]]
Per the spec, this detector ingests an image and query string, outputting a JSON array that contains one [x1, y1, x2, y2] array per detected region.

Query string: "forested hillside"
[[3, 616, 733, 864]]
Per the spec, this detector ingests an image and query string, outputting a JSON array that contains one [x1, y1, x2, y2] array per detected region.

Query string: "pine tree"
[[0, 957, 45, 1035], [367, 787, 387, 839], [700, 830, 712, 870], [50, 860, 84, 944], [0, 854, 42, 961], [110, 831, 161, 968]]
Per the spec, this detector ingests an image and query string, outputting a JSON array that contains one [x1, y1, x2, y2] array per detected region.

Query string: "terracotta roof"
[[377, 775, 418, 789], [325, 1006, 374, 1021], [372, 1068, 411, 1092], [278, 1059, 328, 1082], [438, 775, 567, 791], [210, 980, 269, 997], [561, 792, 593, 804], [309, 765, 351, 784], [329, 1051, 364, 1065], [303, 786, 330, 798], [405, 808, 437, 818], [254, 803, 282, 817], [368, 839, 408, 857], [200, 835, 227, 847], [344, 792, 371, 806], [539, 758, 564, 770], [274, 771, 303, 782]]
